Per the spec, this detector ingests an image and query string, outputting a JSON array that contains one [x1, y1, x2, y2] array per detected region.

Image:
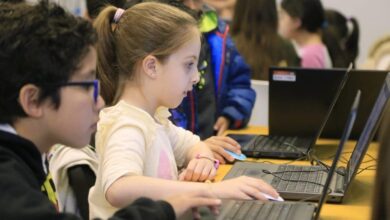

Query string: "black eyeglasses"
[[52, 79, 100, 103]]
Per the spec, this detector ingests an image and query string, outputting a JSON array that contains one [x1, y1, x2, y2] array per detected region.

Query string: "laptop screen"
[[322, 69, 388, 139], [269, 67, 348, 137], [313, 90, 361, 220], [345, 73, 390, 188]]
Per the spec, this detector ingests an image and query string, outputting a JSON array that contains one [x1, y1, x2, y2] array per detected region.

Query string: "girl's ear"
[[18, 84, 44, 118], [142, 55, 158, 79], [292, 17, 302, 30]]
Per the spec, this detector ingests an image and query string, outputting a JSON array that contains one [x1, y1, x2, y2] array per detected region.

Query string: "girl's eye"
[[187, 62, 195, 70]]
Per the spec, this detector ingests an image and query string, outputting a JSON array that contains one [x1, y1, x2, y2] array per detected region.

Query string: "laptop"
[[322, 69, 388, 139], [224, 73, 390, 203], [229, 66, 352, 159], [343, 72, 390, 193], [224, 90, 360, 203], [216, 96, 350, 220]]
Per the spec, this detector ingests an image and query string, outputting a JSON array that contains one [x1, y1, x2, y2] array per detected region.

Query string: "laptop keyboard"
[[243, 135, 310, 153], [224, 200, 292, 220], [230, 165, 325, 194], [271, 165, 324, 193]]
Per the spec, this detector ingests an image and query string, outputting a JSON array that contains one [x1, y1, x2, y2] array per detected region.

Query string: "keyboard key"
[[296, 182, 307, 192], [306, 183, 315, 192], [278, 203, 292, 219], [255, 203, 273, 220], [246, 202, 264, 219], [271, 177, 280, 187], [267, 204, 284, 220], [234, 201, 253, 220], [226, 201, 243, 219]]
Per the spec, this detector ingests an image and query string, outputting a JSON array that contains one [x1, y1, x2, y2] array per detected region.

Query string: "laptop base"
[[230, 134, 313, 159]]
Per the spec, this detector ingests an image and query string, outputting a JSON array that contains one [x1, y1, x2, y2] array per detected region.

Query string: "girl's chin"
[[172, 100, 184, 109]]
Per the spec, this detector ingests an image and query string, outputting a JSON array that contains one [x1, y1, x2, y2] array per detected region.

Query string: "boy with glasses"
[[0, 1, 220, 219]]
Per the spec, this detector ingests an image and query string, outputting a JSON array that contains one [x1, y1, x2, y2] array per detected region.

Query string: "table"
[[215, 126, 378, 220]]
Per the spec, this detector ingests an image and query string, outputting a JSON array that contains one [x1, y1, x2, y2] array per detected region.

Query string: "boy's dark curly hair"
[[0, 0, 97, 124], [0, 0, 24, 3]]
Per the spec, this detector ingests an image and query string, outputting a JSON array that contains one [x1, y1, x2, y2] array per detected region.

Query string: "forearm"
[[106, 175, 208, 208]]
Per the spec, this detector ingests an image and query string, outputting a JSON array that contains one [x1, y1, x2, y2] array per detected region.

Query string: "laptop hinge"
[[334, 166, 346, 193]]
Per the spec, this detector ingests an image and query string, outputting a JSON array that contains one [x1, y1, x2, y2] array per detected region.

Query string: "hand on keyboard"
[[210, 176, 279, 201]]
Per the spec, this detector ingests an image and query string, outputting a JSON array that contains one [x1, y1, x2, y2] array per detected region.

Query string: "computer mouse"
[[261, 192, 284, 202], [225, 149, 247, 161]]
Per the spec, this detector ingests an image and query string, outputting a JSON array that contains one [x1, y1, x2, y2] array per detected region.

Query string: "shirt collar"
[[0, 123, 17, 135]]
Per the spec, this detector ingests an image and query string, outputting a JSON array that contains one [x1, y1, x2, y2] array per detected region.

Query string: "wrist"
[[205, 180, 218, 198], [220, 114, 233, 127], [207, 181, 222, 199]]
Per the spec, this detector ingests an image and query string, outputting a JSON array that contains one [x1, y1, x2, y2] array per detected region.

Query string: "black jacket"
[[0, 130, 175, 220]]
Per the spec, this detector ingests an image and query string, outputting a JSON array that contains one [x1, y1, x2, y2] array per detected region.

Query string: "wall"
[[322, 0, 390, 67]]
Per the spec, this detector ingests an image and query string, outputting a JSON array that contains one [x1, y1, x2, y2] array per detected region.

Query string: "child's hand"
[[164, 190, 221, 219], [210, 176, 279, 201], [213, 116, 230, 136], [179, 157, 217, 182], [204, 136, 241, 164]]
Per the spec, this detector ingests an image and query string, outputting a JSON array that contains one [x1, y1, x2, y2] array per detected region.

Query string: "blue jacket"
[[171, 18, 256, 138]]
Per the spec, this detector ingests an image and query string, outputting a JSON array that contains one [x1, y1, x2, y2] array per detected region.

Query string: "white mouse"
[[261, 192, 284, 202]]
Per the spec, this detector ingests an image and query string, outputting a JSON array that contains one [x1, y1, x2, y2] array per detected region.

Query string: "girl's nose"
[[192, 69, 200, 85]]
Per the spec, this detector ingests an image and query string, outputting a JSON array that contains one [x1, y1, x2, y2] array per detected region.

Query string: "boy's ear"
[[142, 55, 158, 79], [18, 84, 44, 118]]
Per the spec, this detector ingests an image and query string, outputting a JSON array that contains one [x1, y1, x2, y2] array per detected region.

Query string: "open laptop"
[[224, 73, 390, 203], [216, 96, 350, 220], [224, 89, 360, 203], [343, 72, 390, 194], [229, 66, 352, 159], [321, 69, 388, 139]]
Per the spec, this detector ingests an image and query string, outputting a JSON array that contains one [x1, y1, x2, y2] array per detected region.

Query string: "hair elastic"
[[196, 154, 220, 169], [113, 8, 125, 23]]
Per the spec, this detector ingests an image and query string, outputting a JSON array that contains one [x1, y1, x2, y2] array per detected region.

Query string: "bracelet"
[[196, 154, 220, 169]]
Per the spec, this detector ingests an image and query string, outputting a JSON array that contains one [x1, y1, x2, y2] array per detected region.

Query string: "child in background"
[[278, 0, 348, 68], [166, 0, 256, 140], [0, 1, 222, 219], [203, 0, 235, 22], [325, 9, 360, 66], [90, 2, 278, 219], [231, 0, 300, 80]]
